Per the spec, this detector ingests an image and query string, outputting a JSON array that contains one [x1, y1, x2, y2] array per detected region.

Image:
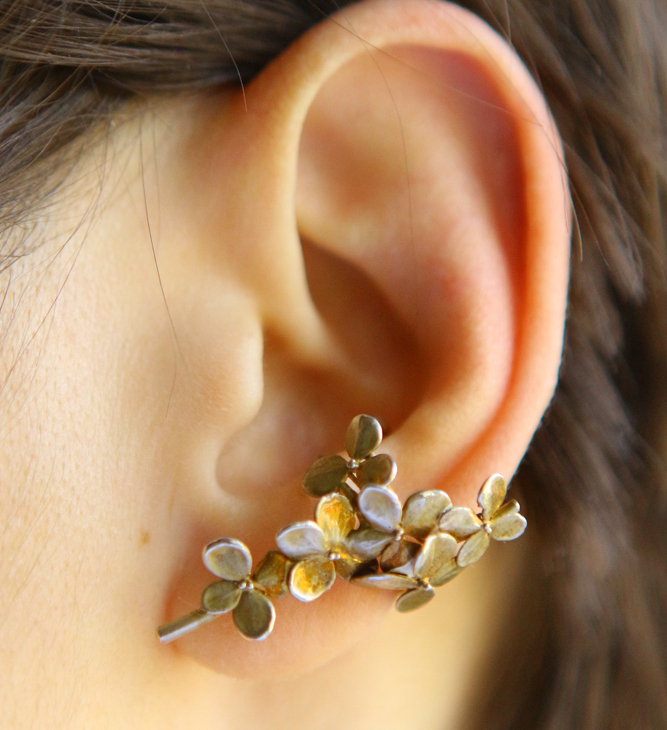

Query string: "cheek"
[[0, 226, 174, 711]]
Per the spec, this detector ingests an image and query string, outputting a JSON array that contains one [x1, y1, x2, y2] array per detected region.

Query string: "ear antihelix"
[[290, 5, 568, 501], [197, 0, 567, 518], [157, 415, 526, 643]]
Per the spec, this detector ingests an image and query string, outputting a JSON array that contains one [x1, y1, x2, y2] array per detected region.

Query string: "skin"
[[0, 1, 569, 727]]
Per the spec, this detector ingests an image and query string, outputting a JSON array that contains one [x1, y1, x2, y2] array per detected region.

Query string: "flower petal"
[[201, 580, 242, 614], [346, 528, 394, 561], [233, 590, 275, 640], [345, 414, 383, 460], [356, 453, 397, 487], [276, 521, 326, 560], [381, 539, 420, 570], [438, 507, 482, 539], [253, 551, 292, 598], [339, 482, 359, 508], [203, 538, 252, 581], [334, 555, 362, 580], [477, 473, 507, 521], [289, 556, 336, 602], [358, 486, 402, 532], [302, 454, 350, 497], [316, 492, 356, 544], [350, 573, 416, 591], [430, 559, 463, 587], [415, 532, 458, 581], [457, 529, 491, 567], [402, 490, 452, 540], [490, 500, 527, 540], [395, 586, 435, 613]]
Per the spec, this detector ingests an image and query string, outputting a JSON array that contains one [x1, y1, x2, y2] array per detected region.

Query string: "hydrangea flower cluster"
[[161, 415, 527, 643]]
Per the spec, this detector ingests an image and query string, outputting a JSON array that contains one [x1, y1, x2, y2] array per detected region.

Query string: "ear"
[[156, 0, 569, 677]]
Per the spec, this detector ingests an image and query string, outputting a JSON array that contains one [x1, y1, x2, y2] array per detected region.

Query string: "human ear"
[[153, 0, 569, 678]]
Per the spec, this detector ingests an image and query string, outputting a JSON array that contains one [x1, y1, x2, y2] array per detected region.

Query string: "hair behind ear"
[[458, 0, 667, 727]]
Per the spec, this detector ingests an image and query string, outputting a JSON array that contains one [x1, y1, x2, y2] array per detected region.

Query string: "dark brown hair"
[[1, 1, 666, 727]]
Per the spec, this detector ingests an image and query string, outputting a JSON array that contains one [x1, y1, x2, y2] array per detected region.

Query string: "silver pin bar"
[[157, 609, 218, 644]]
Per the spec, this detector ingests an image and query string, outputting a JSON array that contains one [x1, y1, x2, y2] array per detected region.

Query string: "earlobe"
[[159, 0, 569, 677]]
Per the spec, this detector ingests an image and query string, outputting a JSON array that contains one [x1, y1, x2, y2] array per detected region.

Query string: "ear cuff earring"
[[157, 415, 527, 643]]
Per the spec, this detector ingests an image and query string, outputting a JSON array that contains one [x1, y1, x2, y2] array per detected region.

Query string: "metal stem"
[[157, 609, 218, 644]]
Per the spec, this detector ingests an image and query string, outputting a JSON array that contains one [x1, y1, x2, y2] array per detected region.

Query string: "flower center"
[[483, 522, 492, 535], [328, 550, 341, 562], [393, 527, 404, 542], [238, 579, 253, 591]]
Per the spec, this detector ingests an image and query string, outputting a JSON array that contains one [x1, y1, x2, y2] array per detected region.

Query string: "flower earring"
[[157, 415, 527, 643]]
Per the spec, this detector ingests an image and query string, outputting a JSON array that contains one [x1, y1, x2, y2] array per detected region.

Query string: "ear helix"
[[157, 415, 527, 643]]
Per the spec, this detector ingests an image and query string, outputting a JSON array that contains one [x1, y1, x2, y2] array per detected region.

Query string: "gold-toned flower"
[[438, 474, 527, 567], [276, 492, 360, 601], [351, 531, 461, 612], [200, 538, 291, 640], [347, 486, 453, 568], [301, 415, 397, 498]]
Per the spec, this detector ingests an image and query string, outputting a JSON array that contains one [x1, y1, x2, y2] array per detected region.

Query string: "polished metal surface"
[[157, 609, 218, 644], [157, 416, 527, 643]]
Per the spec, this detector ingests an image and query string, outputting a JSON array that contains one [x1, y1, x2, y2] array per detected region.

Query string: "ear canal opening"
[[300, 235, 426, 421]]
